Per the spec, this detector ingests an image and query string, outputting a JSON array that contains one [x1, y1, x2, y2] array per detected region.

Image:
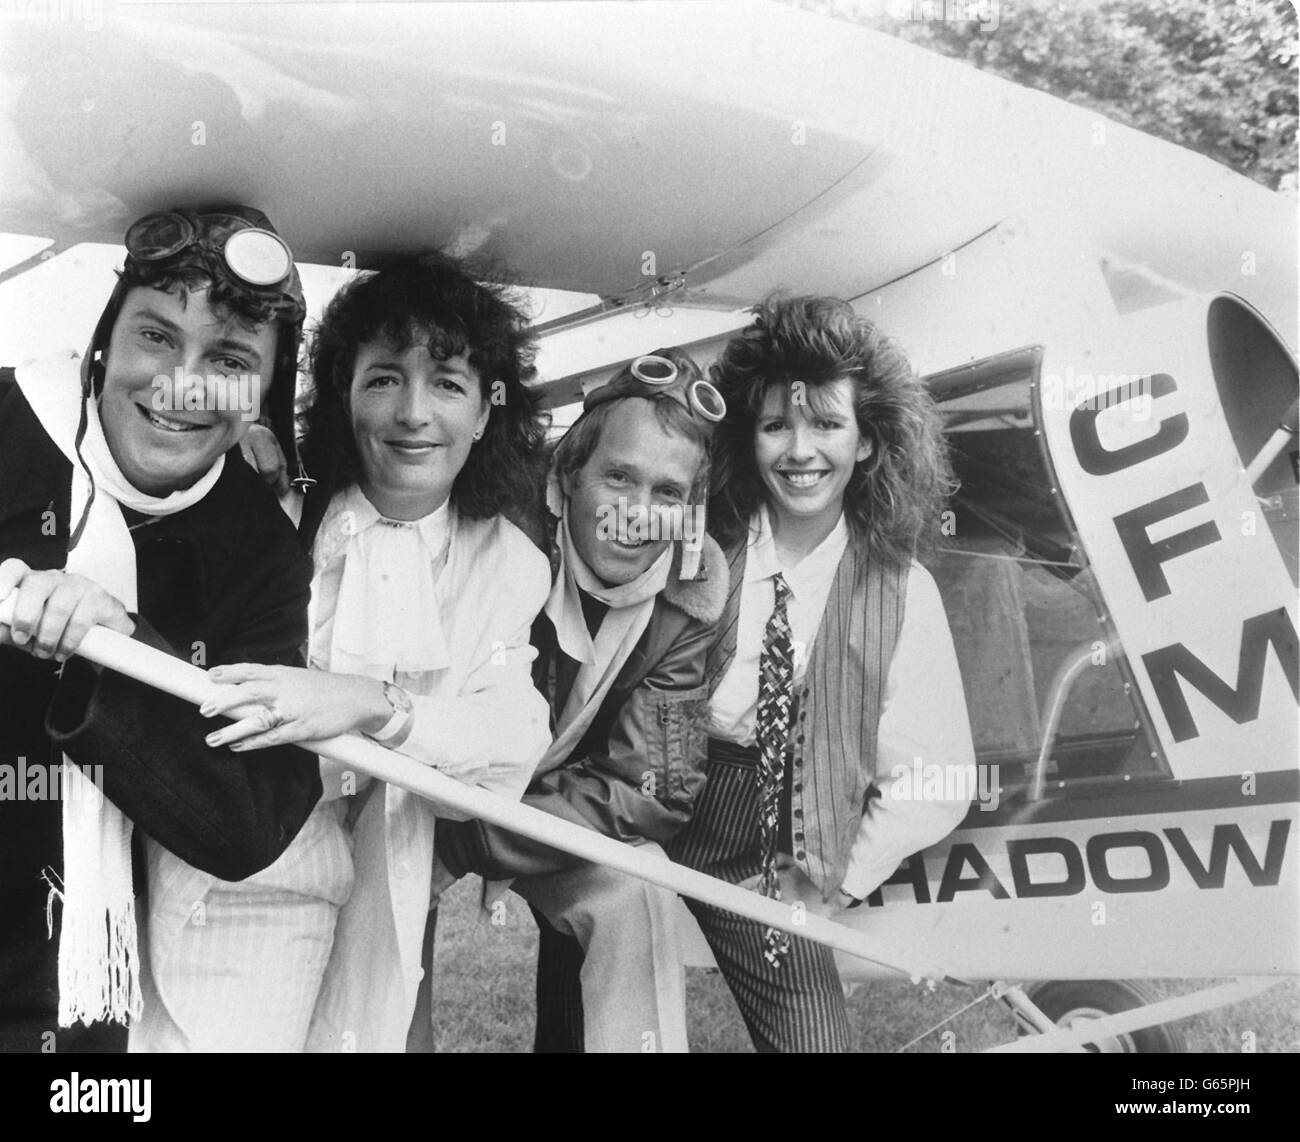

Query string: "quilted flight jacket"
[[436, 533, 728, 880]]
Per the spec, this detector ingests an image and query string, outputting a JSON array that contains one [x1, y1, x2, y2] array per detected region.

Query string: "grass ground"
[[427, 877, 1300, 1053]]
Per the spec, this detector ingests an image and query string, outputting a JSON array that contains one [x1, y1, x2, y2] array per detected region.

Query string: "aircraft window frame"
[[1205, 295, 1299, 587], [925, 346, 1174, 805]]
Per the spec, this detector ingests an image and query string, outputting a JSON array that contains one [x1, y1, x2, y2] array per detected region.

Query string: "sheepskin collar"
[[662, 533, 729, 625]]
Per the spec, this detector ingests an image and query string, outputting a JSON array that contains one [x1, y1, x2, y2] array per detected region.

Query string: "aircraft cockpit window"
[[927, 349, 1169, 803]]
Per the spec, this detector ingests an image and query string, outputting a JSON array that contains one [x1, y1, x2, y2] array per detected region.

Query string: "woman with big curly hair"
[[134, 256, 552, 1053], [667, 293, 976, 1052]]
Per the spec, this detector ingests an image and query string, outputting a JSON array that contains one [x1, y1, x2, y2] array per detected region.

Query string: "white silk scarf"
[[13, 351, 222, 1027], [537, 504, 670, 772], [311, 483, 452, 683]]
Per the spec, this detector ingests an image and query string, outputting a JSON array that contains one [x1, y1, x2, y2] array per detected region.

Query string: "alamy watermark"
[[0, 758, 105, 803], [50, 1073, 151, 1122], [1, 0, 105, 31], [595, 498, 706, 552], [1039, 369, 1153, 421], [890, 0, 1000, 32], [889, 760, 1002, 812], [151, 368, 262, 422]]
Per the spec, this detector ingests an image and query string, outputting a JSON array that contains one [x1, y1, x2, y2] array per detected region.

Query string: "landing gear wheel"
[[1018, 980, 1187, 1053]]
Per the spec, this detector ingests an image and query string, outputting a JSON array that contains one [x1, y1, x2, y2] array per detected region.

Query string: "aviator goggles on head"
[[123, 208, 305, 317], [583, 350, 727, 422]]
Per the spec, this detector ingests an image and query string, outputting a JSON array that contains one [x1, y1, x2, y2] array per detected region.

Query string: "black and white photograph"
[[0, 0, 1295, 1102]]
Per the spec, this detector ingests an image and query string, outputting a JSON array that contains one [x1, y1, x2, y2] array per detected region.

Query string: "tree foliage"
[[787, 0, 1298, 191]]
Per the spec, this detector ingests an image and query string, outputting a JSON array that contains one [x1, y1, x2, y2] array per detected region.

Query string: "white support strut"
[[0, 600, 949, 984], [989, 978, 1280, 1052]]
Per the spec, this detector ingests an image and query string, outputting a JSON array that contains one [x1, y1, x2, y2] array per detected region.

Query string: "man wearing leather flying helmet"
[[101, 207, 308, 488], [432, 346, 728, 1053], [0, 205, 320, 1051]]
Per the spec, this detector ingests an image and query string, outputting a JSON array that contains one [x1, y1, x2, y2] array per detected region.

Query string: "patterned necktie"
[[755, 572, 794, 967]]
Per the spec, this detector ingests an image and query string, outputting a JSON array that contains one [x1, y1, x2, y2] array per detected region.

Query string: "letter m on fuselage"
[[1141, 608, 1299, 743]]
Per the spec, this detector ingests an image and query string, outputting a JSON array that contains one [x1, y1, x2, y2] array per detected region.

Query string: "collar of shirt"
[[708, 506, 851, 744], [746, 502, 850, 597], [311, 484, 454, 679], [335, 483, 452, 557]]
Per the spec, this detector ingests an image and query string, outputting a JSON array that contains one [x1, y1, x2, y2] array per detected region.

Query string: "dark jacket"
[[0, 370, 322, 1047], [436, 532, 728, 881]]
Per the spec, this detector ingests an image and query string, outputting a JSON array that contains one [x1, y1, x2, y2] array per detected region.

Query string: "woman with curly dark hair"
[[137, 257, 553, 1052], [296, 253, 549, 534], [668, 293, 977, 1052]]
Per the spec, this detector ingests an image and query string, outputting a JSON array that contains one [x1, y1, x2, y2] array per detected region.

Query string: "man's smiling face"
[[563, 399, 705, 586], [98, 284, 277, 495]]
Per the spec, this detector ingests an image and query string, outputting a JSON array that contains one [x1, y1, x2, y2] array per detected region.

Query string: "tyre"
[[1017, 980, 1187, 1053]]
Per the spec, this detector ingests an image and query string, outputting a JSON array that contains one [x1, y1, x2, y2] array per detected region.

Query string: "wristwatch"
[[368, 681, 414, 743]]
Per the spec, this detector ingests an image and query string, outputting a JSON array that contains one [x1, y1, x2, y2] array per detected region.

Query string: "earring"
[[472, 429, 483, 441]]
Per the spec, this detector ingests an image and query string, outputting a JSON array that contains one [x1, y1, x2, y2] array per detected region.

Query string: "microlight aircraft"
[[1, 0, 1295, 1052]]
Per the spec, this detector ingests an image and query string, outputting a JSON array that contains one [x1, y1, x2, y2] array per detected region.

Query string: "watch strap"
[[368, 682, 412, 743]]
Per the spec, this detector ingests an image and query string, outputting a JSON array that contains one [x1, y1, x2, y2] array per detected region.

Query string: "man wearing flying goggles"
[[433, 346, 728, 1053], [0, 205, 320, 1050]]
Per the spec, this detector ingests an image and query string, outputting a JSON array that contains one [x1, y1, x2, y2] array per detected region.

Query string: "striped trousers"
[[535, 739, 851, 1053], [130, 800, 354, 1052]]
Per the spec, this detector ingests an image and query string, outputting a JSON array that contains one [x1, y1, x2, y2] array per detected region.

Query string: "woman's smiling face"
[[348, 334, 489, 520], [752, 375, 872, 532]]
